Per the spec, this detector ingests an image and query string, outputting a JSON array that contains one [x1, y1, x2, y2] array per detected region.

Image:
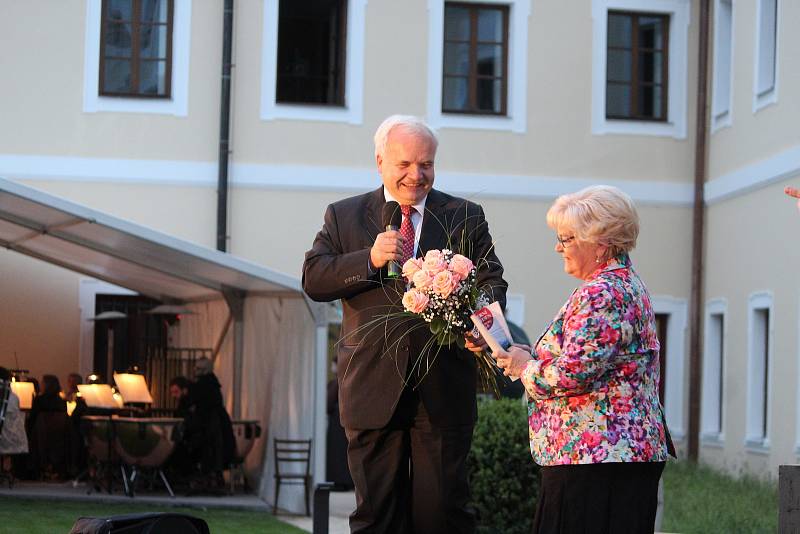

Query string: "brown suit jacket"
[[303, 187, 507, 430]]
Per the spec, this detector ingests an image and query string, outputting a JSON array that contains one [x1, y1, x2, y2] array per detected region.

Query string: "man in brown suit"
[[303, 115, 507, 533]]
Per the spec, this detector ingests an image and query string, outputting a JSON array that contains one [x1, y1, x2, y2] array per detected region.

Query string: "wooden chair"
[[273, 438, 312, 516]]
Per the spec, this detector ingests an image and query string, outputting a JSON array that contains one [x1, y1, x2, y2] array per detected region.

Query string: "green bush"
[[468, 396, 540, 534]]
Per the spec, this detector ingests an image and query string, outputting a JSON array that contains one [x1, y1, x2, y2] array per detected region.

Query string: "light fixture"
[[113, 372, 154, 404], [145, 304, 195, 315], [88, 311, 127, 321], [10, 380, 35, 410], [76, 383, 119, 409]]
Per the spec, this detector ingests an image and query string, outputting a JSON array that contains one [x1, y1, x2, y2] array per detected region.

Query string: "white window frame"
[[591, 0, 690, 139], [753, 0, 779, 112], [711, 0, 734, 132], [745, 291, 773, 452], [795, 294, 800, 455], [651, 296, 688, 440], [701, 299, 727, 445], [83, 0, 192, 116], [426, 0, 530, 133], [260, 0, 366, 124]]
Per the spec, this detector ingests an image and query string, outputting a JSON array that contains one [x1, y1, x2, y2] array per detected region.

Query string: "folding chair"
[[273, 438, 312, 516]]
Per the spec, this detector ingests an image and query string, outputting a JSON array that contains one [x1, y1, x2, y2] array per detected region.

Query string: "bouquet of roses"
[[400, 248, 503, 395]]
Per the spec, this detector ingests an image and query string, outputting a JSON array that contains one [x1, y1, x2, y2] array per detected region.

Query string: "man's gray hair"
[[373, 115, 439, 158]]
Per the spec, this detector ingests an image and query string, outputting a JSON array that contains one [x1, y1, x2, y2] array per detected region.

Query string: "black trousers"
[[344, 388, 475, 534], [533, 461, 665, 534]]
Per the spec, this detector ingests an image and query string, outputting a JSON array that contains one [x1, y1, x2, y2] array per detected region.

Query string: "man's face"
[[377, 127, 436, 206], [169, 384, 182, 400]]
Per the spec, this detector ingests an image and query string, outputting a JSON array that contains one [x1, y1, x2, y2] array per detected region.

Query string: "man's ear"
[[376, 154, 383, 173]]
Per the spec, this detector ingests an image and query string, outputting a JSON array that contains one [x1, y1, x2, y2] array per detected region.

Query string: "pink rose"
[[423, 250, 447, 273], [412, 269, 435, 290], [449, 254, 474, 279], [402, 289, 429, 314], [402, 257, 424, 280], [432, 270, 456, 298]]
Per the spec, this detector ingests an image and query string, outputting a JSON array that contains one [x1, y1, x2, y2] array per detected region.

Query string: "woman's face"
[[555, 228, 605, 280]]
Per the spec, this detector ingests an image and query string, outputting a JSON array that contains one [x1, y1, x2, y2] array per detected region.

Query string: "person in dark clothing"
[[29, 374, 69, 480], [184, 358, 235, 493], [326, 357, 353, 490], [169, 376, 191, 418]]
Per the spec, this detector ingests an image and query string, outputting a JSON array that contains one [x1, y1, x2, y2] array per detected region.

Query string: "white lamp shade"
[[10, 381, 35, 410], [77, 383, 119, 409], [113, 373, 154, 404]]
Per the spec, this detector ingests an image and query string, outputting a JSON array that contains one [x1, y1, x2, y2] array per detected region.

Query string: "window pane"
[[444, 43, 470, 76], [141, 0, 169, 23], [639, 16, 665, 50], [104, 22, 133, 57], [108, 0, 133, 21], [139, 60, 167, 94], [607, 49, 632, 82], [757, 0, 777, 95], [103, 59, 132, 93], [476, 78, 502, 113], [606, 84, 631, 117], [639, 51, 663, 84], [276, 0, 346, 105], [477, 44, 502, 77], [443, 77, 469, 111], [608, 13, 632, 48], [639, 85, 663, 118], [444, 5, 470, 41], [140, 24, 168, 59], [477, 9, 503, 42]]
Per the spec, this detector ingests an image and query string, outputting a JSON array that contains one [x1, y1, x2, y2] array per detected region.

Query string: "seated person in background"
[[169, 376, 191, 418], [0, 367, 29, 461], [29, 374, 68, 480], [184, 358, 236, 492], [63, 373, 82, 403]]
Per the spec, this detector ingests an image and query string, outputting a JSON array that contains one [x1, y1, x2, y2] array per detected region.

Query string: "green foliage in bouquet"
[[468, 397, 540, 534]]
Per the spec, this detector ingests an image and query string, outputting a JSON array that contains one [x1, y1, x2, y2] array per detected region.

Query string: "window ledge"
[[701, 433, 725, 448], [753, 89, 778, 113], [745, 438, 771, 455], [593, 118, 684, 138], [262, 104, 360, 124]]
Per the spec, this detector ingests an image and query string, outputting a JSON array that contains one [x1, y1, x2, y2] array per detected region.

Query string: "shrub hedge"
[[468, 396, 541, 534]]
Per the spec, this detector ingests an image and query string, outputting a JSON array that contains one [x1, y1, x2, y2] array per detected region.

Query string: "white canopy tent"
[[0, 177, 330, 512]]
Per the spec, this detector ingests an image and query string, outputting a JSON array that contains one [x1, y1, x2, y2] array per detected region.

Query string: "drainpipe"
[[687, 0, 711, 463], [217, 0, 234, 252]]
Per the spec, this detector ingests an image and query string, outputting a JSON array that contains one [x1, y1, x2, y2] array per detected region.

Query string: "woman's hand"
[[495, 346, 533, 379]]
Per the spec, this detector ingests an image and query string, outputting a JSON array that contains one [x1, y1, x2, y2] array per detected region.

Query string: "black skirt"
[[532, 461, 665, 534]]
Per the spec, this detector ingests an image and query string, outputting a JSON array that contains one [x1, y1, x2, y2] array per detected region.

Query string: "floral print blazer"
[[520, 253, 669, 466]]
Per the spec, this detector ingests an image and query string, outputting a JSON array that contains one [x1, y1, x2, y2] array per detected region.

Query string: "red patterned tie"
[[400, 205, 416, 265]]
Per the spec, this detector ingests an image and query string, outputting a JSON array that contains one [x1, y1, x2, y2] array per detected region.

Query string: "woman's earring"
[[595, 257, 601, 263]]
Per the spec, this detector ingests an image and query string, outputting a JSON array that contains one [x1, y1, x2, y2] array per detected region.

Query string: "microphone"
[[381, 201, 403, 278]]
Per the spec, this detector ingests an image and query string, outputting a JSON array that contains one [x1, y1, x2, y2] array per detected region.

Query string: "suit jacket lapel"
[[363, 186, 385, 242], [418, 189, 448, 258]]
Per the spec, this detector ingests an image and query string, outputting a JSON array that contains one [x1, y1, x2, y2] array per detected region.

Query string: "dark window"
[[276, 0, 347, 105], [442, 3, 509, 115], [606, 11, 669, 121], [99, 0, 173, 98], [655, 313, 668, 404]]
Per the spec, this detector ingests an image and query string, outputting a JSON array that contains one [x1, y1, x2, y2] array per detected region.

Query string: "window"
[[651, 296, 688, 440], [754, 0, 778, 110], [442, 3, 509, 115], [746, 293, 772, 449], [99, 0, 173, 98], [711, 0, 733, 131], [702, 301, 726, 442], [276, 0, 346, 106], [260, 0, 366, 123], [605, 11, 668, 121], [591, 0, 689, 138]]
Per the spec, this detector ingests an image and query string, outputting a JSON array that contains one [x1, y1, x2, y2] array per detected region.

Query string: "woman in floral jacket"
[[497, 185, 671, 534]]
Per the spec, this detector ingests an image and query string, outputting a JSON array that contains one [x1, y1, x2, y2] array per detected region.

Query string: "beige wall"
[[0, 249, 81, 390], [708, 0, 800, 179], [701, 179, 800, 478]]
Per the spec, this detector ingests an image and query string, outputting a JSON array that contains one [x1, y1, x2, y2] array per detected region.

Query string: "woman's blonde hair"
[[546, 185, 639, 259]]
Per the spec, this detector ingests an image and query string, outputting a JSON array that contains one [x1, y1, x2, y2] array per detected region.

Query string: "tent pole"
[[314, 323, 328, 487], [224, 289, 245, 420]]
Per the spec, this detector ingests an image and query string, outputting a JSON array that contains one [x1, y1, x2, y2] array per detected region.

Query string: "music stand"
[[77, 384, 121, 494]]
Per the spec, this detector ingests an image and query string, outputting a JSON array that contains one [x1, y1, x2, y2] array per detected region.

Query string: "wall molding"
[[706, 143, 800, 204], [0, 154, 693, 206]]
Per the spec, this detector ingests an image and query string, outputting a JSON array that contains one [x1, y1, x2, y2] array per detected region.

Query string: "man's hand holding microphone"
[[370, 201, 405, 276]]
